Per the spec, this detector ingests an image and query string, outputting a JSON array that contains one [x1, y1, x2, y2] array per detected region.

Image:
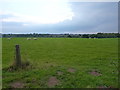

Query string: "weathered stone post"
[[15, 45, 21, 67]]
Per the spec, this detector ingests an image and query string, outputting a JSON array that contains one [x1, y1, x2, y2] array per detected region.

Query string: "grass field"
[[2, 38, 118, 88]]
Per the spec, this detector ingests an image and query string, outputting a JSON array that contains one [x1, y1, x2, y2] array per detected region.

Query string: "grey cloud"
[[2, 2, 118, 34]]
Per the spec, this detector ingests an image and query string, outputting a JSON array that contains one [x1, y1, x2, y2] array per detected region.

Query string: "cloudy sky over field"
[[0, 0, 118, 34]]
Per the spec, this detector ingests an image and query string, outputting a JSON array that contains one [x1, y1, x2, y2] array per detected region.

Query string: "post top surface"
[[15, 45, 20, 47]]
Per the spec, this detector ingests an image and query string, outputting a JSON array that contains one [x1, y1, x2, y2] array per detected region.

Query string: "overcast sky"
[[0, 0, 118, 34]]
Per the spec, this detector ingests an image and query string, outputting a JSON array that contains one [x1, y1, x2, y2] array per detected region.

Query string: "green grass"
[[2, 38, 119, 88]]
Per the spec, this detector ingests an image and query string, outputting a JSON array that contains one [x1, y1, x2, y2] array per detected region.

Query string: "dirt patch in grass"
[[47, 76, 60, 87], [67, 68, 76, 73], [97, 86, 107, 88], [97, 86, 114, 88], [89, 70, 102, 76], [10, 81, 25, 88], [57, 71, 63, 75], [45, 63, 54, 67], [44, 62, 56, 68]]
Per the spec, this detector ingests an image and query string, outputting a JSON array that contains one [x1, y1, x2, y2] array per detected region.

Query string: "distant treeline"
[[2, 33, 120, 38]]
